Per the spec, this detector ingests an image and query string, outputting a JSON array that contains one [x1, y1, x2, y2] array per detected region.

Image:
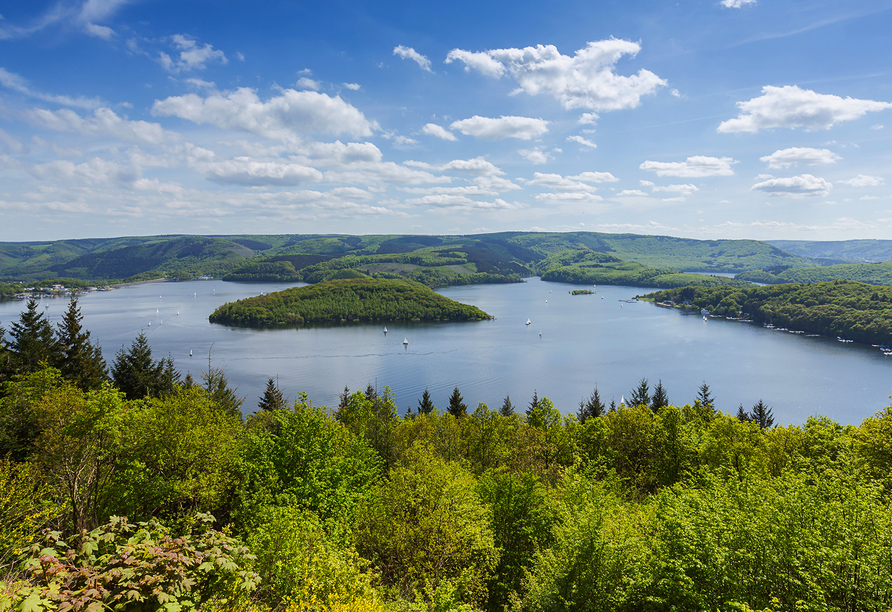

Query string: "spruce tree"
[[577, 387, 605, 422], [111, 332, 180, 400], [7, 297, 59, 374], [629, 378, 650, 408], [751, 399, 775, 429], [258, 377, 286, 411], [696, 381, 715, 410], [526, 390, 539, 417], [417, 389, 435, 415], [55, 296, 107, 390], [499, 393, 515, 417], [650, 380, 669, 412], [447, 386, 467, 417], [736, 404, 751, 422], [609, 399, 617, 413], [201, 355, 244, 417]]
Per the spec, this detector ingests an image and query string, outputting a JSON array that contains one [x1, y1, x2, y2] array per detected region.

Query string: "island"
[[208, 277, 493, 327]]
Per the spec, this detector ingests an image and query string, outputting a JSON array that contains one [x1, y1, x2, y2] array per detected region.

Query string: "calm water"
[[3, 278, 890, 425]]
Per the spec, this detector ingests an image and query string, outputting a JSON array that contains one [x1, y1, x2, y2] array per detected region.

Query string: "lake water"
[[3, 278, 890, 426]]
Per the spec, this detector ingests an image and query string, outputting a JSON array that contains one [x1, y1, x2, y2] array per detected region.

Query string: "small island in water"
[[209, 277, 492, 327]]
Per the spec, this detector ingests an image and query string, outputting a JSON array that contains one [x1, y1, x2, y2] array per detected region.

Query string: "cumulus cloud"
[[535, 192, 603, 205], [0, 67, 102, 109], [760, 147, 841, 168], [837, 174, 884, 187], [405, 156, 504, 176], [519, 147, 554, 164], [567, 135, 597, 149], [30, 157, 140, 185], [528, 172, 598, 192], [152, 87, 378, 140], [617, 189, 648, 196], [200, 157, 323, 186], [578, 113, 599, 125], [445, 39, 666, 111], [26, 107, 170, 143], [422, 123, 457, 141], [640, 155, 737, 177], [405, 193, 517, 211], [343, 83, 361, 91], [297, 77, 320, 90], [450, 115, 549, 140], [159, 34, 227, 73], [571, 171, 619, 183], [751, 174, 832, 197], [718, 85, 892, 133], [721, 0, 757, 7], [393, 46, 432, 72], [652, 183, 699, 196]]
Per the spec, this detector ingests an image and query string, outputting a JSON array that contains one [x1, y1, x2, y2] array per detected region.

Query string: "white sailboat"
[[403, 337, 409, 346], [526, 318, 532, 326], [383, 326, 388, 334]]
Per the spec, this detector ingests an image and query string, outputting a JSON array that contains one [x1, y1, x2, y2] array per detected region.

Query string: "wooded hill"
[[208, 277, 493, 327], [648, 280, 892, 345], [737, 260, 892, 286]]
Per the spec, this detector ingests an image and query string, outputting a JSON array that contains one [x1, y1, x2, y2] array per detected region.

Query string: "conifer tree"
[[696, 381, 715, 410], [629, 378, 650, 408], [55, 296, 107, 390], [526, 390, 539, 417], [499, 393, 515, 417], [111, 332, 180, 400], [202, 362, 244, 418], [577, 387, 605, 422], [447, 386, 467, 417], [609, 399, 617, 413], [7, 297, 59, 374], [417, 389, 435, 415], [258, 377, 286, 411], [751, 399, 775, 429], [736, 404, 750, 422], [650, 380, 669, 412]]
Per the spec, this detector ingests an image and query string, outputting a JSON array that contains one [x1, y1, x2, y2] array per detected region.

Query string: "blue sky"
[[1, 0, 891, 242]]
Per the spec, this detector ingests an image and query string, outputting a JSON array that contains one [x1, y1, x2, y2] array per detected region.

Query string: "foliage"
[[7, 514, 258, 612], [54, 296, 107, 391], [448, 387, 468, 417], [110, 332, 180, 400], [4, 297, 58, 376], [738, 258, 892, 286], [209, 278, 492, 327], [258, 378, 286, 412], [0, 459, 60, 567]]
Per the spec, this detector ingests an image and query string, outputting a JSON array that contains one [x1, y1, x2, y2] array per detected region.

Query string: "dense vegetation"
[[648, 280, 892, 345], [539, 250, 754, 289], [768, 238, 892, 263], [737, 260, 892, 286], [209, 278, 493, 327], [3, 303, 892, 611]]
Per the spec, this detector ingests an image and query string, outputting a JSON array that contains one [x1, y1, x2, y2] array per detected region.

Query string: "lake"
[[3, 277, 890, 425]]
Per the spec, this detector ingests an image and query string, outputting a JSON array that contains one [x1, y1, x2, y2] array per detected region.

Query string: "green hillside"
[[737, 260, 892, 286], [768, 239, 892, 263], [208, 277, 493, 327]]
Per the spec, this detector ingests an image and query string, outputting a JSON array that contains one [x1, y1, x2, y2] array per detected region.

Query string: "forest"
[[2, 295, 892, 611], [208, 278, 493, 327], [648, 280, 892, 346]]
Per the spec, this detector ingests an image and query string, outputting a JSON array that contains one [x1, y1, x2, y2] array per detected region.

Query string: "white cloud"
[[446, 39, 666, 111], [0, 0, 129, 40], [837, 174, 884, 187], [199, 157, 323, 186], [718, 85, 892, 133], [450, 115, 549, 140], [528, 172, 598, 192], [0, 128, 23, 153], [567, 135, 597, 149], [405, 194, 517, 211], [640, 180, 654, 187], [721, 0, 757, 8], [152, 87, 378, 140], [640, 155, 737, 177], [236, 52, 245, 62], [405, 156, 504, 176], [84, 22, 114, 39], [760, 147, 841, 168], [343, 83, 361, 91], [751, 174, 832, 197], [26, 107, 170, 143], [422, 123, 457, 141], [393, 135, 417, 146], [617, 189, 648, 196], [578, 113, 599, 125], [535, 192, 603, 204], [519, 147, 553, 164], [30, 157, 139, 185], [571, 171, 619, 183], [871, 124, 884, 130], [652, 183, 699, 196], [159, 35, 227, 73], [297, 77, 320, 90], [0, 67, 102, 109], [393, 45, 432, 72]]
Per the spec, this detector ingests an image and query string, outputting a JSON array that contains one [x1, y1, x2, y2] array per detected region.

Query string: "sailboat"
[[383, 326, 388, 335], [403, 337, 409, 346], [526, 318, 532, 326]]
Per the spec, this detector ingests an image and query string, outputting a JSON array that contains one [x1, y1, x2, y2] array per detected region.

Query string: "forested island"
[[647, 280, 892, 345], [208, 277, 492, 327], [2, 297, 892, 611]]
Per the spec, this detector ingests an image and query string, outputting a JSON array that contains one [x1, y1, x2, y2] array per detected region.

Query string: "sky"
[[1, 0, 891, 243]]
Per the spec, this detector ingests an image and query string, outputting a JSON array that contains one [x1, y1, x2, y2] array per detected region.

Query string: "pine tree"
[[111, 332, 180, 400], [447, 386, 467, 417], [499, 393, 515, 417], [629, 378, 650, 408], [696, 381, 715, 410], [258, 377, 286, 411], [650, 380, 669, 412], [365, 382, 378, 402], [417, 389, 435, 415], [578, 387, 605, 422], [55, 296, 107, 390], [736, 404, 750, 422], [609, 399, 617, 413], [526, 390, 539, 417], [7, 297, 59, 374], [202, 356, 244, 417], [751, 399, 775, 429]]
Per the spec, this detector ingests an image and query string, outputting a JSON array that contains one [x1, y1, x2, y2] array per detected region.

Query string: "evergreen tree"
[[526, 390, 539, 417], [609, 399, 617, 413], [333, 385, 351, 421], [577, 387, 605, 422], [629, 378, 650, 408], [6, 297, 59, 374], [55, 296, 107, 390], [650, 380, 669, 412], [202, 363, 244, 418], [365, 382, 378, 403], [736, 404, 751, 422], [258, 377, 286, 411], [751, 399, 775, 429], [111, 332, 180, 400], [499, 393, 515, 417], [447, 386, 467, 417], [696, 381, 715, 410], [417, 388, 435, 415]]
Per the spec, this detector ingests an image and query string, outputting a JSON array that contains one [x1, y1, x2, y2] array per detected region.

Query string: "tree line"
[[2, 300, 892, 611]]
